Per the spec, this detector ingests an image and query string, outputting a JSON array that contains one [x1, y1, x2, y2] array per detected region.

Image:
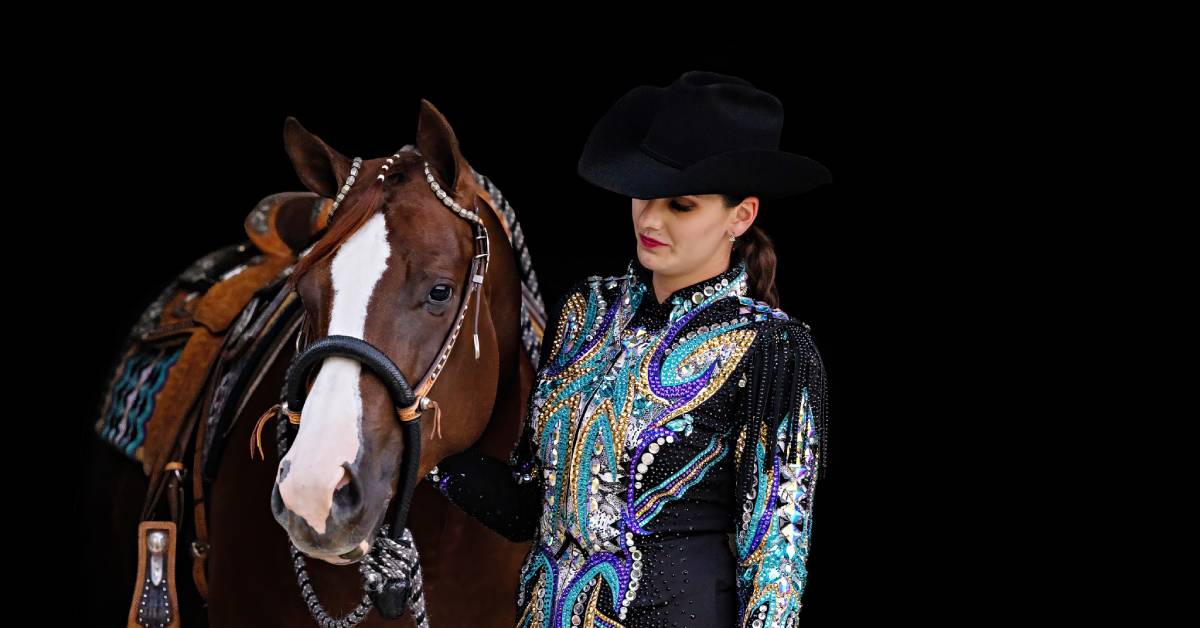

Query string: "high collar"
[[626, 254, 748, 329]]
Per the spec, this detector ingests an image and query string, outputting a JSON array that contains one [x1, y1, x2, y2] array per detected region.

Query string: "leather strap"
[[191, 385, 211, 601]]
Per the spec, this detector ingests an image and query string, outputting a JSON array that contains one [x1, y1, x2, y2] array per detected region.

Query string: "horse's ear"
[[416, 98, 472, 198], [283, 116, 351, 198]]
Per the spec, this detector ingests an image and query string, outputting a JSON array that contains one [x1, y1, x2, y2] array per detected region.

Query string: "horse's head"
[[270, 101, 504, 564]]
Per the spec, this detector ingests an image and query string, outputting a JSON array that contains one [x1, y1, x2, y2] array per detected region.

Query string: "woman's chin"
[[637, 245, 666, 260]]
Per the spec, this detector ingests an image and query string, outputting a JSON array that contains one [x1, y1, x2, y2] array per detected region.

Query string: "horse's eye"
[[429, 284, 454, 304]]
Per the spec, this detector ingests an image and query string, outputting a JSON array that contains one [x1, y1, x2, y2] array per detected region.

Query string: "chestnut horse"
[[91, 100, 545, 626]]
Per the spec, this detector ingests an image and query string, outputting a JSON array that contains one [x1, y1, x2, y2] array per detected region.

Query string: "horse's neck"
[[472, 342, 529, 467], [463, 205, 534, 464]]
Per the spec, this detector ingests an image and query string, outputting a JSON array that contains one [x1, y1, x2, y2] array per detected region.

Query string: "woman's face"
[[632, 194, 755, 277]]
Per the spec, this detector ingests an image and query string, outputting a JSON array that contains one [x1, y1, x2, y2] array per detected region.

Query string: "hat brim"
[[577, 85, 832, 200]]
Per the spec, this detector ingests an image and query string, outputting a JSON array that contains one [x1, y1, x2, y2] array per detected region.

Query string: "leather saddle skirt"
[[94, 192, 333, 477]]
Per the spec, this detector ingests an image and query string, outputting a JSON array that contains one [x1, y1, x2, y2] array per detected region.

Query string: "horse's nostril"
[[336, 466, 351, 491], [332, 463, 362, 514], [270, 482, 287, 521]]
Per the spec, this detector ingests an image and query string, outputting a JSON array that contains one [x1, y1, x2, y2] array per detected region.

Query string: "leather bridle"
[[272, 147, 492, 625]]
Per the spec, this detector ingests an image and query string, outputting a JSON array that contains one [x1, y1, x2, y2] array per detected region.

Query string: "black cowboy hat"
[[577, 70, 832, 200]]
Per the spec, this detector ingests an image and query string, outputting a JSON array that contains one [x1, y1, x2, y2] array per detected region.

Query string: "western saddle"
[[96, 191, 335, 626]]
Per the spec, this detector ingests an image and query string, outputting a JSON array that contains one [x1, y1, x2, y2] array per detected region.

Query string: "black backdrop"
[[44, 44, 989, 625]]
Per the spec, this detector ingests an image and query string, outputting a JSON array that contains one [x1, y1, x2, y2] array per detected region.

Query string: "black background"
[[28, 38, 1020, 625]]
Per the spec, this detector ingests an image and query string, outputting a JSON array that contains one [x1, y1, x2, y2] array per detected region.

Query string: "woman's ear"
[[730, 196, 760, 235]]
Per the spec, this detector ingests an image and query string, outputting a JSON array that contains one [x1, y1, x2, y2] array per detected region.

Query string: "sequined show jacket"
[[428, 254, 828, 628]]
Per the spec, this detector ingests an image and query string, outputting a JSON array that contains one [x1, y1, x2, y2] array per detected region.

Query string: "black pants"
[[623, 532, 738, 628]]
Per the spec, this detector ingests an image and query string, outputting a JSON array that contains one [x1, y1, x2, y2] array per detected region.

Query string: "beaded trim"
[[327, 153, 482, 225], [330, 157, 363, 218]]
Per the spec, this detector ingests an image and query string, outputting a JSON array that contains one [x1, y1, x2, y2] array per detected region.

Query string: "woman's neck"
[[651, 256, 732, 305]]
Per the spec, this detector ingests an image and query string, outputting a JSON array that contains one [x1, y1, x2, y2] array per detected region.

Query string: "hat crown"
[[639, 70, 784, 169], [575, 69, 831, 200]]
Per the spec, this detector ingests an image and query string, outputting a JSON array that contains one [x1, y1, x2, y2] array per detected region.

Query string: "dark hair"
[[720, 194, 779, 308]]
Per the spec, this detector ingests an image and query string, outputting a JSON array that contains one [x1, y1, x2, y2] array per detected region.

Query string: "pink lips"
[[639, 234, 666, 248]]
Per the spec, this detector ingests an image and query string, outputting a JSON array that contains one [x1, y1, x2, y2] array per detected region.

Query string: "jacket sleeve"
[[732, 318, 829, 626], [424, 279, 583, 543]]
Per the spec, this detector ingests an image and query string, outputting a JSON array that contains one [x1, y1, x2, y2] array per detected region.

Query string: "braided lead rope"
[[362, 525, 429, 626], [278, 415, 430, 628]]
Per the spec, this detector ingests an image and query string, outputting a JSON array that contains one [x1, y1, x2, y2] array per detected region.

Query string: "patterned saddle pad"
[[94, 192, 331, 476]]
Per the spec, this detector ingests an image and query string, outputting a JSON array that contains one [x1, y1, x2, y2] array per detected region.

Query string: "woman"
[[426, 70, 832, 628]]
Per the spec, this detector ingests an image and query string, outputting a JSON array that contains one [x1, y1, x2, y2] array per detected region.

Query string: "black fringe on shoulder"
[[739, 320, 830, 482]]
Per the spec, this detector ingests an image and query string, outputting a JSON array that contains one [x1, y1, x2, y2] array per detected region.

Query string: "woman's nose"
[[636, 200, 665, 222]]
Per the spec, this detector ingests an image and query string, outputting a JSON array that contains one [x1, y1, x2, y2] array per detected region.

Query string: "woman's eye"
[[670, 200, 692, 212], [429, 284, 454, 303]]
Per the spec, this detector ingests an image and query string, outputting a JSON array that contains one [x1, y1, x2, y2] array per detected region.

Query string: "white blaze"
[[277, 212, 390, 534]]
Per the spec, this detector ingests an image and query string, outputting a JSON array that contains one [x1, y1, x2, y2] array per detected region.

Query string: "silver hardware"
[[148, 531, 167, 586], [329, 156, 364, 219]]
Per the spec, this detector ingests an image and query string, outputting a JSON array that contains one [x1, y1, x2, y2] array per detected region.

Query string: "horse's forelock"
[[285, 150, 426, 294]]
